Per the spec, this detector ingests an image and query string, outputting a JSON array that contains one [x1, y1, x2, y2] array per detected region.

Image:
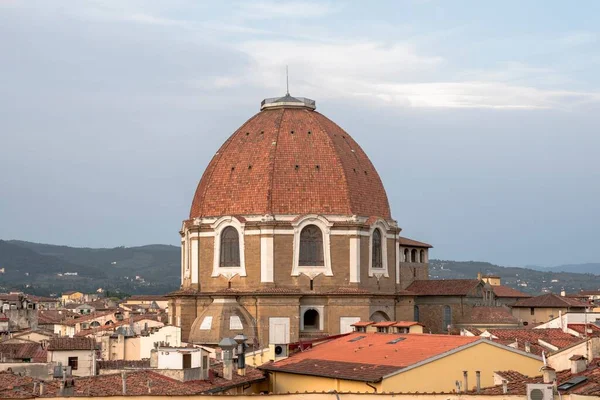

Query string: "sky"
[[1, 0, 599, 267]]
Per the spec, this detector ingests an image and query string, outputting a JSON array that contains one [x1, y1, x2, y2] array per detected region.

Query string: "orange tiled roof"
[[0, 364, 265, 398], [0, 343, 46, 362], [406, 279, 529, 298], [486, 328, 581, 352], [492, 285, 531, 298], [398, 237, 432, 248], [260, 332, 481, 381], [495, 370, 529, 383], [513, 293, 589, 308], [189, 107, 391, 219], [372, 321, 396, 328], [569, 324, 600, 336], [393, 321, 422, 328], [351, 321, 374, 327], [47, 337, 97, 351], [478, 358, 600, 395]]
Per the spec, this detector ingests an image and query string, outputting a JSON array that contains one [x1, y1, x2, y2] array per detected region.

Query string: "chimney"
[[121, 371, 127, 394], [524, 342, 531, 353], [570, 355, 587, 374], [476, 371, 481, 393], [218, 338, 237, 381], [33, 382, 38, 395], [463, 371, 468, 392], [561, 289, 566, 297], [502, 380, 508, 394], [542, 366, 556, 384], [39, 382, 45, 396], [477, 272, 482, 281], [150, 349, 158, 368]]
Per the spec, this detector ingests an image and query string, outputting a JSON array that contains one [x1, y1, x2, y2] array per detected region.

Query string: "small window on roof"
[[387, 338, 405, 344], [349, 335, 366, 342], [557, 376, 588, 391]]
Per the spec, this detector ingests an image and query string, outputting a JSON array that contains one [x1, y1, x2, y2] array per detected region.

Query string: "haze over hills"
[[1, 239, 599, 297], [0, 240, 180, 296], [525, 263, 600, 275]]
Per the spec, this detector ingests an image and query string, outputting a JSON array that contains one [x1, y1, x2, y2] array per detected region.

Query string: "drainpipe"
[[366, 382, 378, 393]]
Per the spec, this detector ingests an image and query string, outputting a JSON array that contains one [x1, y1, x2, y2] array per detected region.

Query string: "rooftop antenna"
[[286, 65, 289, 95]]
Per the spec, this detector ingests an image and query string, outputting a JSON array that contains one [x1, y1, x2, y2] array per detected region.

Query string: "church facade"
[[168, 95, 432, 346]]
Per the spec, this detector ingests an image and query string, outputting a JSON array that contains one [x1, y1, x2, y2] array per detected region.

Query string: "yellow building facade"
[[264, 340, 542, 393]]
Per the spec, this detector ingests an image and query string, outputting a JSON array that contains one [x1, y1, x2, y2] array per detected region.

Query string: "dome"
[[189, 96, 391, 219]]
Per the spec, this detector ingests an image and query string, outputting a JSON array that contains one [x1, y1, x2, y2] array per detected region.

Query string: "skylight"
[[387, 338, 406, 344], [557, 376, 588, 391], [348, 336, 366, 342]]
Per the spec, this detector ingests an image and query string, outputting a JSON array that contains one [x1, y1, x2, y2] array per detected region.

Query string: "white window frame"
[[211, 216, 247, 278], [291, 215, 333, 277], [368, 219, 389, 278]]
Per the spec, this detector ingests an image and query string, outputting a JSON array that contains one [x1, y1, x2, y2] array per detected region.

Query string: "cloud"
[[219, 39, 600, 109], [558, 32, 597, 47], [235, 1, 336, 19]]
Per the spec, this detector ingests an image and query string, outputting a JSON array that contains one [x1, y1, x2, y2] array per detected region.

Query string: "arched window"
[[403, 248, 409, 262], [414, 306, 420, 322], [443, 306, 452, 331], [303, 309, 320, 330], [299, 225, 324, 266], [419, 249, 425, 263], [90, 321, 100, 328], [411, 249, 417, 263], [369, 311, 390, 322], [220, 227, 240, 267], [372, 229, 383, 269]]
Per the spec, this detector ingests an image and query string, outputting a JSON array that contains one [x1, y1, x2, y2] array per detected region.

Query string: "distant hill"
[[2, 239, 599, 297], [430, 260, 600, 294], [0, 240, 180, 296]]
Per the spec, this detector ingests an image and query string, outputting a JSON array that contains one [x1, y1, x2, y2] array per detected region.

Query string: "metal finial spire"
[[286, 65, 289, 95]]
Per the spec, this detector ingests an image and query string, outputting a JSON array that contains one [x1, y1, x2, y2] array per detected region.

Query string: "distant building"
[[511, 293, 589, 325], [60, 291, 84, 304], [406, 277, 529, 333], [46, 337, 97, 377]]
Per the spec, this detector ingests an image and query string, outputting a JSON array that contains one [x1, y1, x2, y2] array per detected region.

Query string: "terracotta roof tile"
[[406, 279, 480, 296], [513, 293, 589, 308], [568, 324, 600, 335], [47, 337, 97, 351], [351, 321, 374, 327], [0, 343, 46, 362], [189, 108, 391, 219], [495, 370, 529, 382], [478, 358, 600, 395], [398, 237, 433, 248], [260, 332, 480, 382], [406, 279, 529, 298], [492, 286, 531, 298], [372, 321, 396, 327], [485, 328, 581, 353], [96, 360, 150, 370], [0, 364, 265, 398]]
